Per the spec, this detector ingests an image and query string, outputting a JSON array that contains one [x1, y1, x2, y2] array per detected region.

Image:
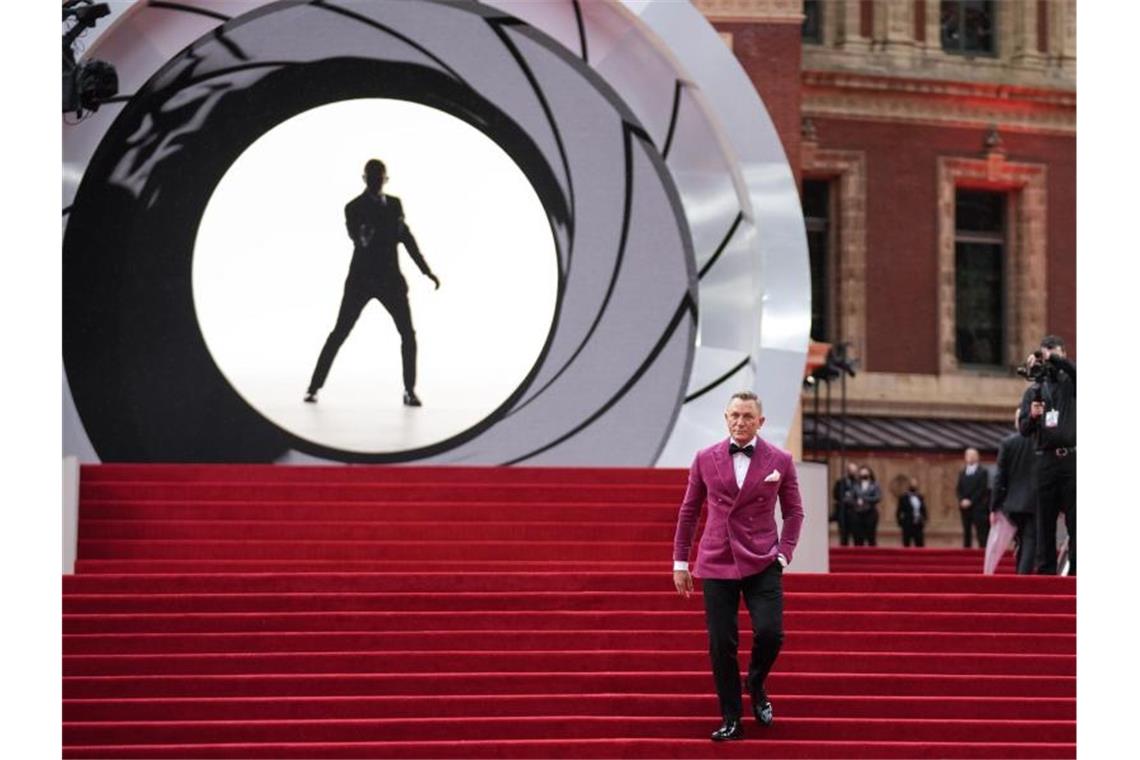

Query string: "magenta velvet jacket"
[[672, 437, 805, 579]]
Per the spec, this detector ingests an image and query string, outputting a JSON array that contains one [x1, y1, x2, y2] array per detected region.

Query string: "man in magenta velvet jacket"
[[672, 390, 805, 741]]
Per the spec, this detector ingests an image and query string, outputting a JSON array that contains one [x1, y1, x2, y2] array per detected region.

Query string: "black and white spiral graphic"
[[63, 0, 697, 464]]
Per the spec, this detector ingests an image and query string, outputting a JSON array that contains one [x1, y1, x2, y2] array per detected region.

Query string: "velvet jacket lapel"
[[712, 438, 739, 498], [736, 438, 775, 507]]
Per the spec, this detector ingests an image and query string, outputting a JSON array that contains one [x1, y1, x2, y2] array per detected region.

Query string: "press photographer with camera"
[[1017, 335, 1076, 575]]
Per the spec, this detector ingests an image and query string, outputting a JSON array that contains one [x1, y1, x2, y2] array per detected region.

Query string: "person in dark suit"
[[832, 463, 859, 546], [305, 159, 440, 407], [991, 408, 1039, 575], [896, 477, 928, 547], [1018, 335, 1076, 575], [956, 448, 990, 548], [850, 465, 881, 546], [672, 391, 804, 742]]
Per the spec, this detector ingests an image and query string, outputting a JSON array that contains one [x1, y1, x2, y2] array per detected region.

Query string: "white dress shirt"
[[730, 437, 755, 488]]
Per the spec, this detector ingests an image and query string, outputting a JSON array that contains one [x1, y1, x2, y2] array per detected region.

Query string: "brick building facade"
[[696, 0, 1076, 544]]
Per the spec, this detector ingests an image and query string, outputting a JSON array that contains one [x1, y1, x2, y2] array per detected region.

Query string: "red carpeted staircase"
[[64, 465, 1075, 758]]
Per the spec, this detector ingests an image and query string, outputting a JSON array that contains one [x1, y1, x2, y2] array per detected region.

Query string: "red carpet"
[[830, 547, 1018, 575], [64, 464, 1075, 758]]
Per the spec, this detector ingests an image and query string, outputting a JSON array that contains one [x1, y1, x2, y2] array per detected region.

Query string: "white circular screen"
[[193, 99, 559, 454]]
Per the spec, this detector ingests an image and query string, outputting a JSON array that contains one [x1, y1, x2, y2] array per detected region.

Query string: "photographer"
[[1018, 335, 1076, 575]]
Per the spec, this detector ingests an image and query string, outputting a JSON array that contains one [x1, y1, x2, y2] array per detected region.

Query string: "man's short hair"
[[1040, 335, 1065, 350], [364, 158, 387, 176], [727, 390, 762, 415]]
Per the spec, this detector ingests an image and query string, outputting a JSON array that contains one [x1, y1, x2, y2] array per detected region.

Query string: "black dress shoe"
[[303, 390, 318, 404], [752, 698, 774, 727], [710, 719, 744, 741], [403, 390, 422, 407]]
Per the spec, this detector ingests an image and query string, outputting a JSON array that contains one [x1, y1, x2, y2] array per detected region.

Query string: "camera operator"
[[1017, 335, 1076, 575]]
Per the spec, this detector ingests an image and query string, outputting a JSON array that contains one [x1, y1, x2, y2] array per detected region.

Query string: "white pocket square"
[[764, 470, 781, 483]]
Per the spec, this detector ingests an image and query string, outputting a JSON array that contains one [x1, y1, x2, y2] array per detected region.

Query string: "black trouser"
[[701, 564, 784, 721], [1035, 451, 1076, 575], [1008, 511, 1037, 575], [836, 504, 852, 546], [973, 507, 990, 548], [959, 508, 989, 548], [309, 274, 417, 394], [901, 522, 924, 547], [851, 509, 878, 546]]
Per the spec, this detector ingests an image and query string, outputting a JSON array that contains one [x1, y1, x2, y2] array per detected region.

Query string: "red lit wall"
[[809, 119, 1074, 372], [716, 22, 804, 185]]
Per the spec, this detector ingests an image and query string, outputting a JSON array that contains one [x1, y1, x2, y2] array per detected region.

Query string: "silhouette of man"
[[305, 159, 439, 406]]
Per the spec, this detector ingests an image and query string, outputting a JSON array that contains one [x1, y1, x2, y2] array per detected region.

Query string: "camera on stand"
[[63, 0, 119, 118]]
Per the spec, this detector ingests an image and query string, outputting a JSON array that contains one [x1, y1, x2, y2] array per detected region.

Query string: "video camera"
[[63, 0, 119, 117], [1015, 350, 1055, 384]]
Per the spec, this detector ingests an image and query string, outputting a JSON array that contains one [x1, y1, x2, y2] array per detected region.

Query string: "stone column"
[[1010, 0, 1043, 67], [837, 0, 872, 54], [878, 0, 915, 55], [1051, 0, 1076, 75], [922, 0, 941, 53]]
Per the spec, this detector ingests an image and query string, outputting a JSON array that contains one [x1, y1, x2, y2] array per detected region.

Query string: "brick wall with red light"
[[715, 21, 804, 184], [809, 118, 1074, 372]]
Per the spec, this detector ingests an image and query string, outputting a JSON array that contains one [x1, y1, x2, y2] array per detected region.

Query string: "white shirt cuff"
[[777, 554, 788, 567], [673, 561, 689, 572]]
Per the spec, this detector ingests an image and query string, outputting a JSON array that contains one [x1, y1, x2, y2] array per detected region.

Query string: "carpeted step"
[[61, 738, 1079, 759], [62, 629, 1077, 656], [76, 539, 674, 561], [79, 482, 684, 503], [78, 519, 679, 543], [61, 571, 1075, 595], [63, 715, 1076, 745], [63, 609, 1075, 635], [63, 693, 1077, 722], [80, 464, 690, 486], [62, 650, 1076, 678], [61, 590, 1076, 615], [79, 500, 681, 523], [63, 671, 1076, 700], [73, 560, 668, 574]]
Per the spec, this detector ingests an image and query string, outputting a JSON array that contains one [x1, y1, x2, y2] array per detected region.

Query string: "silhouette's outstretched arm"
[[397, 208, 440, 289]]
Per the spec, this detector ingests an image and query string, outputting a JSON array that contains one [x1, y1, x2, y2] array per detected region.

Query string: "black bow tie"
[[729, 442, 754, 457]]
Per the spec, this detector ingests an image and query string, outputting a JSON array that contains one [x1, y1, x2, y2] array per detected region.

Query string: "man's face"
[[364, 167, 387, 192], [724, 399, 763, 444], [1041, 344, 1066, 361], [846, 464, 858, 478], [964, 449, 979, 466]]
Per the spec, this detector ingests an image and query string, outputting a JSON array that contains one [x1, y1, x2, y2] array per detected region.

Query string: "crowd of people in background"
[[830, 335, 1075, 576], [832, 465, 925, 548]]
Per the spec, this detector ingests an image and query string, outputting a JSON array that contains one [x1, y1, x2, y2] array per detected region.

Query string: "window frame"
[[952, 187, 1009, 371], [802, 176, 838, 345], [939, 0, 999, 58], [937, 156, 1048, 378], [802, 0, 823, 45]]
